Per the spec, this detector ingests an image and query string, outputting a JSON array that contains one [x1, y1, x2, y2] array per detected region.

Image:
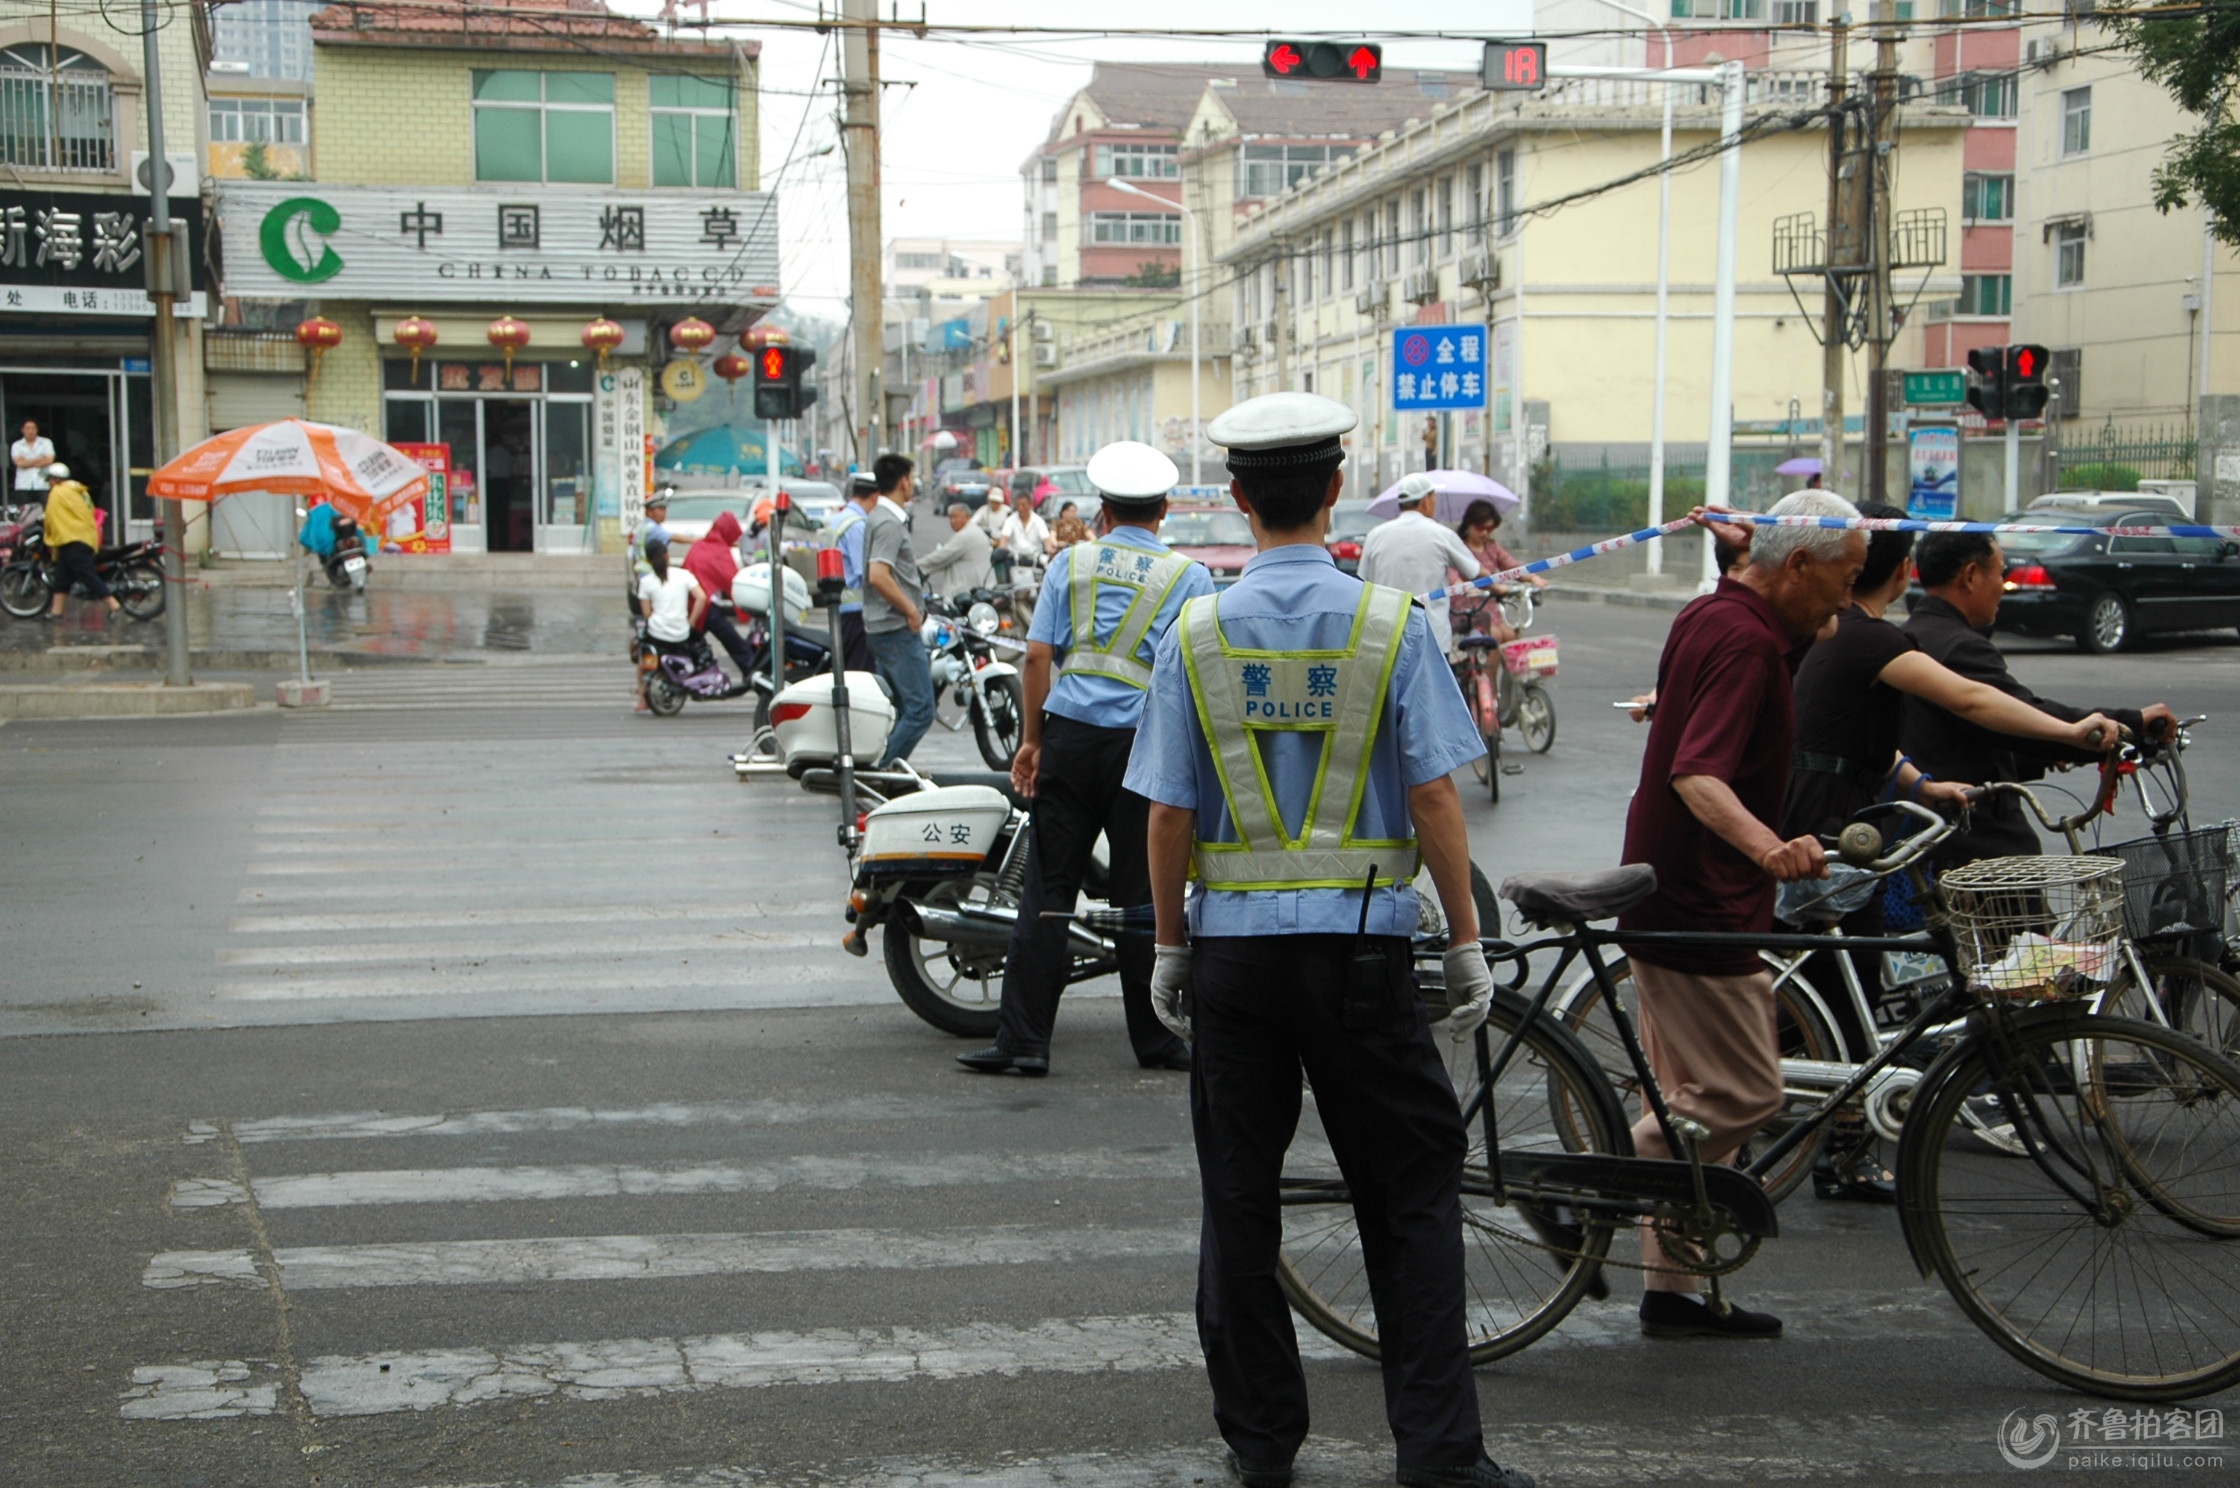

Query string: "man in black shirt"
[[1899, 532, 2173, 864]]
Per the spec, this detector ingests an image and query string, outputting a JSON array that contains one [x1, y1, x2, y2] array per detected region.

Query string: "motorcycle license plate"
[[1500, 635, 1559, 678], [343, 556, 367, 574]]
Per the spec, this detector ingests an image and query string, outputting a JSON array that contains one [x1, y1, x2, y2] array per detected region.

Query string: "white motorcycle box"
[[859, 784, 1011, 876], [772, 671, 894, 772], [734, 561, 813, 621]]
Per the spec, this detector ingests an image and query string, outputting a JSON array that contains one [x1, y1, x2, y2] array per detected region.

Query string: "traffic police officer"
[[823, 471, 879, 673], [1124, 393, 1528, 1488], [957, 440, 1215, 1076]]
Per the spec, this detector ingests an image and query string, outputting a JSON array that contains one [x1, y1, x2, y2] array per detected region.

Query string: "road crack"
[[215, 1119, 330, 1480]]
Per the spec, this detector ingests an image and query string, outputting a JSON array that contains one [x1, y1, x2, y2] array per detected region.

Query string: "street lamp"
[[1107, 175, 1201, 486]]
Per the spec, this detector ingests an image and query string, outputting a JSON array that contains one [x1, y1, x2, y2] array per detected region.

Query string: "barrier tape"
[[1419, 512, 2240, 603]]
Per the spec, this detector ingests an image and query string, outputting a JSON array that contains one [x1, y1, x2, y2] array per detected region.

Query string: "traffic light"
[[752, 343, 819, 419], [2006, 342, 2052, 420], [1261, 40, 1382, 82], [1481, 41, 1548, 91], [1965, 345, 2010, 421]]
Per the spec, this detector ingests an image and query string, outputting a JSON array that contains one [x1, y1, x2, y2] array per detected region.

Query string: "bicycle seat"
[[1500, 864, 1658, 926], [1456, 634, 1503, 650]]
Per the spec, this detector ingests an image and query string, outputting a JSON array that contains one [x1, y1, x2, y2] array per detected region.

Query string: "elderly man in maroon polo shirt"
[[1619, 489, 1866, 1341]]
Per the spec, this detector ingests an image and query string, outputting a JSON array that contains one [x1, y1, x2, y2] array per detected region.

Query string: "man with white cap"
[[1358, 471, 1483, 657], [957, 440, 1215, 1077], [1123, 393, 1528, 1488]]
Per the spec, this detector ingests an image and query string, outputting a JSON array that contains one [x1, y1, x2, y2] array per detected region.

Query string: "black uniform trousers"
[[1191, 933, 1484, 1470], [839, 609, 875, 674], [993, 713, 1181, 1063]]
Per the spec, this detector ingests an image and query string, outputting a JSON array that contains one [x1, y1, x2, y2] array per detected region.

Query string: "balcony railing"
[[0, 63, 116, 173], [1058, 317, 1233, 372]]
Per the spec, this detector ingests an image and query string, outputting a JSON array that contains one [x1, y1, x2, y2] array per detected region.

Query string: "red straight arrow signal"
[[1347, 45, 1379, 80], [1266, 43, 1302, 75]]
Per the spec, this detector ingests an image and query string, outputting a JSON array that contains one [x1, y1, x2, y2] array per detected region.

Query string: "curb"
[[0, 646, 479, 673], [0, 680, 257, 720]]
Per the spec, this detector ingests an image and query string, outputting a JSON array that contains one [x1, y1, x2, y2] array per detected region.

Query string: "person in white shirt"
[[972, 489, 1009, 543], [12, 420, 55, 495], [997, 489, 1050, 570], [921, 500, 996, 598], [1357, 471, 1482, 656], [634, 537, 706, 710]]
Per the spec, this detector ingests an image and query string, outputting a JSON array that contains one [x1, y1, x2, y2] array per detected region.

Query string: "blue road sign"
[[1391, 325, 1488, 411]]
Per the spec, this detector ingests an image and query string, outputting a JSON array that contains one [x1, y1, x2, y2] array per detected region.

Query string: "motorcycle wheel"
[[645, 674, 688, 717], [883, 879, 1005, 1038], [0, 561, 50, 618], [973, 673, 1025, 770], [327, 561, 352, 589], [113, 560, 165, 621]]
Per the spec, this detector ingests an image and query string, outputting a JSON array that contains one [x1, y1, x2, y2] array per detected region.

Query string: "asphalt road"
[[3, 595, 2238, 1488]]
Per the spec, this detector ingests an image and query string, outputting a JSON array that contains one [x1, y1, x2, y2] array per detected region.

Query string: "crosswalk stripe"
[[184, 1095, 1170, 1146], [408, 1444, 1394, 1488], [143, 1224, 1200, 1292], [167, 1147, 1197, 1210], [218, 930, 830, 967], [120, 1312, 1231, 1421], [211, 960, 907, 1002], [229, 904, 769, 934]]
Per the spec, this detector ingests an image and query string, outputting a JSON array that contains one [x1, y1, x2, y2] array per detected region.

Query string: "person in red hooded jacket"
[[683, 510, 759, 677]]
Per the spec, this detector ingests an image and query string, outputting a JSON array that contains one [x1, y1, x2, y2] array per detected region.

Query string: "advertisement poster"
[[386, 442, 453, 554], [1907, 425, 1960, 522]]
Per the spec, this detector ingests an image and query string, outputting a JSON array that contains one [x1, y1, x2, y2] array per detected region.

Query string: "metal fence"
[[2051, 418, 2196, 489], [0, 52, 116, 173]]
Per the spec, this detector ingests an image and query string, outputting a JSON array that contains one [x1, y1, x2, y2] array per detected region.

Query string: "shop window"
[[473, 70, 615, 185], [0, 44, 114, 172], [650, 74, 735, 189]]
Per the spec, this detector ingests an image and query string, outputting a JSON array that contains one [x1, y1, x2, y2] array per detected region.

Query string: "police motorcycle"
[[923, 588, 1028, 770]]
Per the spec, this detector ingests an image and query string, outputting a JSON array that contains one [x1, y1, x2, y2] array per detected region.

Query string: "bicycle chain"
[[1460, 1204, 1757, 1279]]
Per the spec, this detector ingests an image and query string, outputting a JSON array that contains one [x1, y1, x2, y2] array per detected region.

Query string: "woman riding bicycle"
[[1447, 498, 1545, 645]]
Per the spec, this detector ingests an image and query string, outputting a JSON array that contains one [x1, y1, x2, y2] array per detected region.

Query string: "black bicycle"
[[1277, 806, 2240, 1401]]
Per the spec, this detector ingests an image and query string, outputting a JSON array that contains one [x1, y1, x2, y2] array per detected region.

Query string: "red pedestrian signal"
[[2007, 343, 2052, 420], [1481, 41, 1548, 92], [759, 346, 787, 383], [1261, 40, 1383, 83], [751, 342, 818, 420]]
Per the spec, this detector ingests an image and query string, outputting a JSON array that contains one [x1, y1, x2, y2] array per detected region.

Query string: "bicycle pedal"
[[1500, 762, 1525, 776]]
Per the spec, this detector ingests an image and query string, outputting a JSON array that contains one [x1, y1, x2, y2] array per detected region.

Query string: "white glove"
[[1151, 943, 1194, 1041], [1442, 944, 1496, 1043]]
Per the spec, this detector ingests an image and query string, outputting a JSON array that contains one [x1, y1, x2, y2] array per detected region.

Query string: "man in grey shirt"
[[862, 452, 935, 767], [922, 500, 996, 598]]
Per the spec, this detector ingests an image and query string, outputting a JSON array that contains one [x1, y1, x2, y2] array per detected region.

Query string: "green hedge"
[[2056, 463, 2142, 492], [1530, 465, 1705, 532]]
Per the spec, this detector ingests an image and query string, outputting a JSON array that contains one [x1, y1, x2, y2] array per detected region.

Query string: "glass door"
[[537, 400, 591, 552]]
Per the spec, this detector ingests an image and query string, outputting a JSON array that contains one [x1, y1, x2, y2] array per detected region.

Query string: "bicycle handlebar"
[[1820, 798, 1953, 877]]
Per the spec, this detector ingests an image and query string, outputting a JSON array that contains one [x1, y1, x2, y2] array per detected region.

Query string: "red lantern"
[[713, 352, 751, 407], [486, 315, 531, 379], [295, 316, 343, 384], [581, 316, 625, 370], [669, 316, 716, 355], [742, 323, 790, 352], [392, 314, 438, 384]]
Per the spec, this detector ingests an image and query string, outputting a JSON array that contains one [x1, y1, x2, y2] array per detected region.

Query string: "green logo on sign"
[[259, 196, 343, 284]]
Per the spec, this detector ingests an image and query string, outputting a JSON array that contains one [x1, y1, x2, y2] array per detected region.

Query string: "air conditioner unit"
[[130, 151, 199, 198], [1459, 250, 1501, 290], [1033, 343, 1059, 368], [1032, 321, 1056, 343], [1355, 283, 1387, 315], [1403, 268, 1441, 304]]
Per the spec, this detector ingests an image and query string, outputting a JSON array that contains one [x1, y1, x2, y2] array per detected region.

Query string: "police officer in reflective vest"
[[821, 471, 879, 673], [1124, 394, 1530, 1488], [958, 440, 1216, 1076]]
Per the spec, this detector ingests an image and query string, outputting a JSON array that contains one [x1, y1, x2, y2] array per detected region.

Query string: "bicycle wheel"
[[1901, 1011, 2240, 1400], [2099, 955, 2240, 1064], [1276, 991, 1626, 1365], [1517, 682, 1556, 754], [1552, 954, 1839, 1203]]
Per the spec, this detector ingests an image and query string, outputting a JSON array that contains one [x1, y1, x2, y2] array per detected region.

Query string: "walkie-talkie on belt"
[[1342, 862, 1386, 1029]]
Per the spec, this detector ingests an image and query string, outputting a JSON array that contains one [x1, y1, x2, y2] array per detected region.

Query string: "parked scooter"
[[323, 517, 372, 591], [923, 589, 1027, 770]]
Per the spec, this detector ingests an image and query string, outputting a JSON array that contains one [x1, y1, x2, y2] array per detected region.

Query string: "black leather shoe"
[[1812, 1161, 1898, 1204], [1515, 1200, 1608, 1301], [1226, 1447, 1293, 1488], [1139, 1044, 1192, 1072], [1639, 1290, 1783, 1339], [955, 1045, 1048, 1077], [1395, 1453, 1537, 1488]]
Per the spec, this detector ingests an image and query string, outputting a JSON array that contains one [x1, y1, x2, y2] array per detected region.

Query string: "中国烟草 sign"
[[214, 183, 780, 307]]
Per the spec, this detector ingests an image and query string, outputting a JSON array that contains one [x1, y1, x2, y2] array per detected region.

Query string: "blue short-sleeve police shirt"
[[1030, 526, 1217, 732]]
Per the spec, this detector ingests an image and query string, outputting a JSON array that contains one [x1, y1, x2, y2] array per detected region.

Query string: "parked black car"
[[1989, 505, 2240, 653], [931, 459, 997, 513]]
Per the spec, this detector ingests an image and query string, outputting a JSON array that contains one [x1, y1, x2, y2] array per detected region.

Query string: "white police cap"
[[1085, 440, 1177, 502], [1394, 471, 1438, 506], [1206, 391, 1357, 470]]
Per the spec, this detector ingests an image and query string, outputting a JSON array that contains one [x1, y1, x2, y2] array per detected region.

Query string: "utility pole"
[[840, 0, 883, 461], [1820, 17, 1849, 491], [141, 0, 189, 687], [1862, 2, 1901, 505], [1270, 245, 1290, 391]]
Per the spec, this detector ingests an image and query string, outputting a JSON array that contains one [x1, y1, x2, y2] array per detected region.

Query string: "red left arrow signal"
[[1347, 45, 1380, 80], [1265, 43, 1303, 75]]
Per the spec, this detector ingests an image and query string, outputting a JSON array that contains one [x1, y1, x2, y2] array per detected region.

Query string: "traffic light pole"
[[2005, 415, 2021, 511]]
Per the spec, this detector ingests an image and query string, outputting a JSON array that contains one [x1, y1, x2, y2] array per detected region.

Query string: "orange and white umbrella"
[[147, 419, 430, 527]]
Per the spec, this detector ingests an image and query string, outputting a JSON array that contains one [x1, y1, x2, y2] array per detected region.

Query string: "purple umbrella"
[[1366, 470, 1522, 524], [1775, 455, 1823, 478]]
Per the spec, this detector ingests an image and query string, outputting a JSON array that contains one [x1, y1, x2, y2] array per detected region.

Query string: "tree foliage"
[[2107, 2, 2240, 246]]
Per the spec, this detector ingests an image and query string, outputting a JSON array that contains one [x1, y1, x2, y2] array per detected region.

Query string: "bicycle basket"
[[1931, 855, 2126, 1002], [1499, 635, 1558, 678], [2088, 827, 2233, 949]]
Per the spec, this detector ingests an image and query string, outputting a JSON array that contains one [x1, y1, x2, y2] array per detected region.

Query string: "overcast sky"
[[658, 2, 1538, 313]]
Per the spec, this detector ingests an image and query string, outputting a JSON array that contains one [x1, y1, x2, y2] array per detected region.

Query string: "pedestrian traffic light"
[[1965, 345, 2010, 421], [2006, 342, 2052, 420], [1481, 41, 1549, 91], [1261, 40, 1382, 82], [752, 343, 819, 419]]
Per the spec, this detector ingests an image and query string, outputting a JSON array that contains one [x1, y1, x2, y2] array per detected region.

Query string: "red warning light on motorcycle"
[[1481, 41, 1548, 92], [1261, 40, 1383, 83]]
